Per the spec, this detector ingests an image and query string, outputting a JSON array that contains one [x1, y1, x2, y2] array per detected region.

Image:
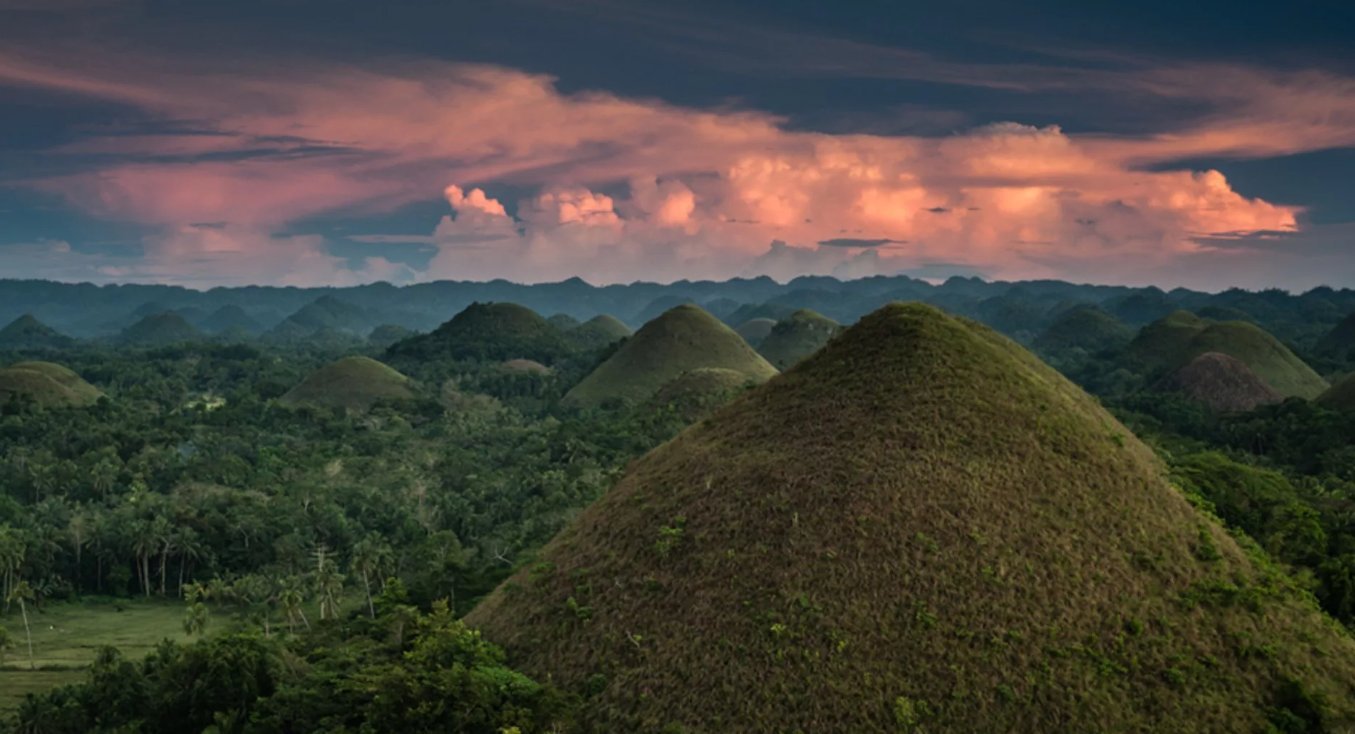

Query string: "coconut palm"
[[351, 533, 394, 618], [6, 579, 35, 670]]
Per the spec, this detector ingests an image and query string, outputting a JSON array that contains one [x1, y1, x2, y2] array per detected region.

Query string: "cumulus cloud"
[[0, 46, 1343, 286]]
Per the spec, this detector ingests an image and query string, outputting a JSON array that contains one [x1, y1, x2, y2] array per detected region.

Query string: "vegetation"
[[0, 362, 101, 408], [644, 367, 754, 422], [387, 302, 572, 365], [734, 318, 776, 347], [564, 315, 631, 352], [1155, 352, 1284, 413], [756, 309, 842, 370], [471, 303, 1355, 732], [563, 304, 777, 407], [278, 356, 416, 412], [0, 315, 73, 351], [119, 313, 203, 347], [1033, 304, 1133, 354], [1318, 373, 1355, 412]]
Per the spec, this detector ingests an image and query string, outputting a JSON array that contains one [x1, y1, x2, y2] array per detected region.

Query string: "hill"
[[1317, 373, 1355, 412], [734, 318, 777, 347], [0, 361, 101, 407], [201, 305, 263, 335], [1127, 312, 1327, 399], [563, 305, 776, 407], [1156, 352, 1284, 413], [268, 296, 371, 340], [118, 312, 202, 346], [0, 314, 74, 350], [644, 366, 753, 421], [565, 314, 632, 352], [1033, 304, 1133, 354], [547, 313, 581, 330], [367, 324, 414, 350], [756, 309, 842, 369], [469, 303, 1355, 732], [1319, 311, 1355, 358], [386, 302, 572, 364], [500, 359, 551, 375], [278, 356, 415, 411]]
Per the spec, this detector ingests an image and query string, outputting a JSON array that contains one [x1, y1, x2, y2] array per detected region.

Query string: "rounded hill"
[[756, 309, 842, 369], [279, 356, 415, 411], [565, 314, 631, 352], [0, 361, 101, 407], [1033, 304, 1133, 353], [119, 312, 202, 346], [470, 302, 1355, 732], [1317, 373, 1355, 412], [1156, 352, 1283, 413], [734, 318, 777, 347], [562, 304, 776, 407], [0, 314, 74, 350], [386, 302, 571, 364], [1319, 311, 1355, 358], [644, 367, 753, 422]]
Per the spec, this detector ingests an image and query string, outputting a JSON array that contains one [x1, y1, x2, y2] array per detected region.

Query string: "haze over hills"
[[563, 304, 777, 407], [470, 303, 1355, 731]]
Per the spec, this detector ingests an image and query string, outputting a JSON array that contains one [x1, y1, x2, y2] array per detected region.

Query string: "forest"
[[1, 275, 1354, 731]]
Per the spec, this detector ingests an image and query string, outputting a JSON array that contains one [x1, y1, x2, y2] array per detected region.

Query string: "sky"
[[1, 0, 1354, 291]]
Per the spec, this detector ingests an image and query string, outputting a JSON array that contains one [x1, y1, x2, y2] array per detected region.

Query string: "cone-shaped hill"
[[201, 305, 263, 335], [469, 303, 1355, 732], [1317, 373, 1355, 412], [267, 296, 372, 340], [1127, 311, 1326, 399], [1033, 304, 1133, 354], [386, 302, 571, 364], [0, 314, 74, 350], [0, 361, 101, 407], [562, 305, 776, 407], [279, 356, 415, 411], [756, 309, 842, 369], [734, 317, 777, 347], [119, 312, 202, 346], [643, 366, 754, 422], [547, 313, 581, 330], [565, 314, 631, 352], [1156, 352, 1284, 413]]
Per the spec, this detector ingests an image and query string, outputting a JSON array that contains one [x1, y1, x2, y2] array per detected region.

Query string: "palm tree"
[[0, 527, 25, 613], [279, 582, 309, 634], [351, 534, 394, 619], [67, 507, 92, 588], [6, 579, 35, 670]]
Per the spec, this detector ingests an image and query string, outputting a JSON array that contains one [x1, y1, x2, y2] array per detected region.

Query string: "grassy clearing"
[[0, 600, 187, 710]]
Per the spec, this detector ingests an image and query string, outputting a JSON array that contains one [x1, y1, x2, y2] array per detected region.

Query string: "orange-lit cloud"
[[0, 46, 1344, 286]]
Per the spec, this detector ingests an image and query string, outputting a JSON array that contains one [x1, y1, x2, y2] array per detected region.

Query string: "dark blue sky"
[[1, 0, 1353, 289]]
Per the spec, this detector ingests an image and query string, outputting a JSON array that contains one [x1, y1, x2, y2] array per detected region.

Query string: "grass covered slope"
[[1317, 373, 1355, 412], [470, 303, 1355, 732], [1033, 304, 1133, 354], [563, 304, 776, 407], [644, 367, 754, 421], [566, 314, 632, 352], [1157, 352, 1284, 413], [756, 309, 842, 369], [279, 356, 415, 411], [387, 302, 571, 364], [119, 312, 202, 346], [0, 314, 74, 350], [0, 361, 101, 407], [1128, 312, 1327, 399], [735, 317, 777, 347], [1319, 311, 1355, 357]]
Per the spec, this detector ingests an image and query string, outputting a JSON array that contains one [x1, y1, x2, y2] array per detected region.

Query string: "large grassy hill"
[[1156, 352, 1284, 413], [118, 312, 202, 346], [386, 302, 571, 364], [279, 356, 415, 411], [470, 302, 1355, 732], [734, 317, 777, 347], [1033, 304, 1133, 354], [565, 314, 631, 352], [563, 304, 776, 407], [0, 314, 74, 350], [0, 361, 101, 407], [1127, 311, 1327, 399], [756, 309, 842, 369]]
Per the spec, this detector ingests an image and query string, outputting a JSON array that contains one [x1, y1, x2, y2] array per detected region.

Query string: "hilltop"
[[565, 314, 632, 352], [0, 361, 101, 407], [386, 302, 571, 364], [1033, 304, 1133, 354], [1127, 311, 1327, 399], [1156, 352, 1284, 413], [267, 295, 372, 340], [201, 305, 263, 335], [0, 314, 74, 350], [119, 312, 202, 346], [734, 317, 777, 347], [278, 356, 415, 411], [563, 304, 777, 407], [756, 309, 842, 369], [470, 303, 1355, 732]]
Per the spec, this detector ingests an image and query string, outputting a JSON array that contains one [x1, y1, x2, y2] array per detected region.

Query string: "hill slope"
[[756, 309, 842, 369], [734, 318, 777, 347], [1156, 352, 1284, 413], [563, 305, 776, 407], [0, 361, 101, 407], [0, 314, 74, 350], [644, 367, 754, 422], [201, 305, 263, 335], [279, 356, 415, 411], [386, 302, 571, 364], [1317, 373, 1355, 412], [119, 312, 202, 346], [1033, 304, 1133, 353], [1127, 312, 1326, 399], [470, 303, 1355, 732], [1319, 311, 1355, 357], [566, 314, 632, 352]]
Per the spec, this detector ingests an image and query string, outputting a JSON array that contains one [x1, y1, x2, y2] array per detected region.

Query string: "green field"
[[0, 600, 189, 710]]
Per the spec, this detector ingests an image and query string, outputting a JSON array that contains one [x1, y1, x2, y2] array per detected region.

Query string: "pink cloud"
[[0, 47, 1344, 286]]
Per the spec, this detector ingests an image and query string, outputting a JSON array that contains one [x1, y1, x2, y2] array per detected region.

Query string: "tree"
[[7, 578, 36, 670], [0, 623, 11, 665], [351, 533, 394, 618], [278, 583, 309, 634]]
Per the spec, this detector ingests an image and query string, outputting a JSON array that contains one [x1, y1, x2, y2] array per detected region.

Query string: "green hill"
[[201, 305, 263, 335], [547, 313, 581, 331], [1317, 373, 1355, 412], [1033, 304, 1133, 353], [1319, 311, 1355, 358], [500, 359, 551, 375], [0, 314, 74, 350], [268, 296, 371, 340], [1127, 312, 1327, 399], [566, 314, 632, 352], [1156, 352, 1283, 413], [563, 305, 776, 407], [756, 309, 842, 369], [0, 361, 101, 407], [119, 312, 202, 346], [386, 302, 571, 364], [734, 318, 777, 347], [469, 303, 1355, 732], [644, 367, 754, 422], [367, 324, 414, 350], [279, 356, 415, 411]]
